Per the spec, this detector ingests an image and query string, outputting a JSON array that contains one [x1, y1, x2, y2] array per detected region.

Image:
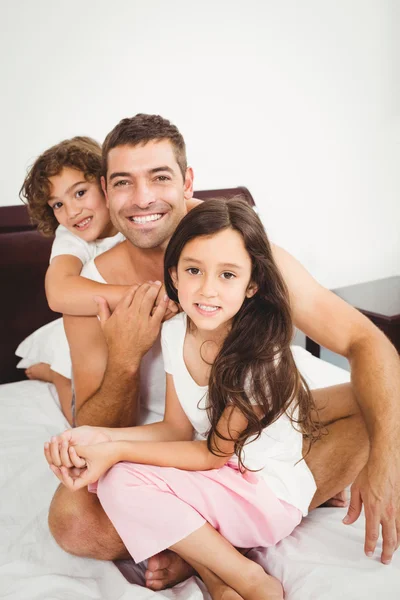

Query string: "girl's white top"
[[161, 312, 317, 516], [50, 225, 125, 264]]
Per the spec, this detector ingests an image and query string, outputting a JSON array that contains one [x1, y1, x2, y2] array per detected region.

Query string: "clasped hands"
[[44, 426, 121, 491]]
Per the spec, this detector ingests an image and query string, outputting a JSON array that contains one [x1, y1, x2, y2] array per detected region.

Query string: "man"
[[47, 114, 400, 591]]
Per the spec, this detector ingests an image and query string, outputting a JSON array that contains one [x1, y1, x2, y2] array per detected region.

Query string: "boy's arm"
[[45, 255, 130, 316]]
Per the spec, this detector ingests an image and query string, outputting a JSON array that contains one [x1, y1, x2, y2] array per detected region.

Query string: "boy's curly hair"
[[20, 136, 102, 236]]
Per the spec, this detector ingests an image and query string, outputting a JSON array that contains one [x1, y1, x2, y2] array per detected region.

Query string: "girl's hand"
[[49, 442, 121, 491], [44, 426, 112, 469]]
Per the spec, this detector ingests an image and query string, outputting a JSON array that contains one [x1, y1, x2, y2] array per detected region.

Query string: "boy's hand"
[[49, 442, 121, 491]]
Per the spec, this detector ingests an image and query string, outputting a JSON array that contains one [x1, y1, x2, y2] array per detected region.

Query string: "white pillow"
[[15, 318, 72, 379]]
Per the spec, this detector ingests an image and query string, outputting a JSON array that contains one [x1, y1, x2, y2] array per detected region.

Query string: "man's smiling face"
[[103, 139, 193, 251]]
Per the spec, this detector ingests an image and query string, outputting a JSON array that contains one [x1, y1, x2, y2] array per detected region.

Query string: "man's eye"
[[155, 175, 170, 182], [115, 180, 129, 187], [187, 268, 201, 275], [52, 202, 63, 210], [221, 272, 235, 280]]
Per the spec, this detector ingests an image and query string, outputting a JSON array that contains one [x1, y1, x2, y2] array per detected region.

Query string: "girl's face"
[[47, 167, 116, 241], [171, 228, 257, 334]]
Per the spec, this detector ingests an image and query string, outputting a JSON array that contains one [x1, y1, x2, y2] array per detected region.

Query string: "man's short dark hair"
[[102, 114, 187, 180]]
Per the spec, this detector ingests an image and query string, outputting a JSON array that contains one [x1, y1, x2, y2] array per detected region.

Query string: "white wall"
[[1, 0, 399, 289]]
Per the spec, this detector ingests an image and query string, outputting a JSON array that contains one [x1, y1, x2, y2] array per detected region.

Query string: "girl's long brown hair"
[[164, 198, 321, 469]]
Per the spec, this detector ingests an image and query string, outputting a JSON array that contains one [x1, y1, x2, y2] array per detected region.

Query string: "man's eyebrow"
[[149, 166, 175, 175], [48, 180, 87, 201], [109, 171, 132, 181], [109, 166, 175, 181], [181, 257, 243, 270]]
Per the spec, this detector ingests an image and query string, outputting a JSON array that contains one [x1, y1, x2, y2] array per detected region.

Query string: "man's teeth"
[[197, 304, 219, 312], [75, 217, 92, 228], [130, 213, 163, 224]]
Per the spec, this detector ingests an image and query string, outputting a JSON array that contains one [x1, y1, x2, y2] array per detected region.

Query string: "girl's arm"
[[110, 403, 248, 470], [46, 374, 194, 466], [53, 401, 248, 491], [45, 255, 131, 315]]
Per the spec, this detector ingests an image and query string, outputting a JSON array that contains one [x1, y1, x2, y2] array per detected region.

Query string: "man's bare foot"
[[320, 489, 348, 508], [145, 550, 195, 590], [25, 363, 53, 382]]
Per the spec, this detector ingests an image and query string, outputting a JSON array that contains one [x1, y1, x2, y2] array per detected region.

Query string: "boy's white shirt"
[[50, 224, 125, 264]]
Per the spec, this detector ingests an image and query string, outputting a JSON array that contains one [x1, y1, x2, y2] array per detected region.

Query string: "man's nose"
[[133, 181, 156, 209]]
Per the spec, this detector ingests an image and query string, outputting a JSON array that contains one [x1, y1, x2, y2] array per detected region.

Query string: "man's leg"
[[305, 383, 369, 510], [48, 483, 195, 589], [48, 484, 129, 559]]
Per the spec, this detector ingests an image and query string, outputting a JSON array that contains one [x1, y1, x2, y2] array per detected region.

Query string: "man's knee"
[[48, 485, 91, 555], [48, 484, 126, 560]]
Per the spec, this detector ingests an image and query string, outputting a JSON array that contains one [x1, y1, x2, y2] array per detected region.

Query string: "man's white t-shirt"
[[50, 225, 125, 264], [161, 312, 317, 516]]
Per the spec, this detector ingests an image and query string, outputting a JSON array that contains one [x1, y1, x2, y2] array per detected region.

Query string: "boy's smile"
[[48, 167, 116, 241]]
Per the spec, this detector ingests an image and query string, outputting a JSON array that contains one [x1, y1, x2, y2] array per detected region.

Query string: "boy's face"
[[47, 168, 115, 241]]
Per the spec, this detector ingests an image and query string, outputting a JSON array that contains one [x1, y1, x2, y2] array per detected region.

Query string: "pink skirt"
[[91, 461, 302, 564]]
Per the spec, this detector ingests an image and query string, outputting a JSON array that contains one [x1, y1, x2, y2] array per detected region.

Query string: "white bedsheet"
[[1, 348, 399, 599]]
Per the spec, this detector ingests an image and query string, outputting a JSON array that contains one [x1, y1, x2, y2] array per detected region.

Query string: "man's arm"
[[63, 312, 140, 428], [273, 244, 400, 562], [273, 245, 400, 438], [64, 282, 169, 428]]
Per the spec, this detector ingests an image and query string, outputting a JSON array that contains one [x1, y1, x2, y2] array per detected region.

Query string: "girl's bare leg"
[[194, 561, 243, 600], [26, 363, 72, 424], [169, 522, 283, 600]]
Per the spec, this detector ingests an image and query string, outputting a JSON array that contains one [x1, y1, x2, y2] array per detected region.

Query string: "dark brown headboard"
[[0, 187, 255, 384]]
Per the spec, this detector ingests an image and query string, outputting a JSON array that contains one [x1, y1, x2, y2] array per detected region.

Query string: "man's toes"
[[147, 551, 170, 572], [145, 578, 165, 591]]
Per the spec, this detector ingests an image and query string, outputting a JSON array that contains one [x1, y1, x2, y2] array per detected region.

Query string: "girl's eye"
[[187, 268, 201, 275], [75, 189, 86, 198], [221, 272, 235, 280], [52, 202, 63, 210]]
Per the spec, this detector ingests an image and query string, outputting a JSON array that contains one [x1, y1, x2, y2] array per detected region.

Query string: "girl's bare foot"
[[25, 362, 53, 382], [250, 570, 284, 599], [213, 584, 242, 600]]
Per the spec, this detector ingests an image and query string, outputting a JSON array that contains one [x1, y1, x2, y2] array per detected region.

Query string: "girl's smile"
[[171, 228, 257, 335]]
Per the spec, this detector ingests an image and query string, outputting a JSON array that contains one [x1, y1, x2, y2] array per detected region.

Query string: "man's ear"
[[170, 267, 178, 289], [101, 176, 109, 208], [246, 282, 258, 298], [183, 167, 194, 200]]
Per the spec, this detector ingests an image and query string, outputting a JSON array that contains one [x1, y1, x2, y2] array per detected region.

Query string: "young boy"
[[18, 137, 130, 422]]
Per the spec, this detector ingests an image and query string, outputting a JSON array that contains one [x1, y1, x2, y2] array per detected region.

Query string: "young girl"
[[18, 137, 130, 421], [45, 198, 321, 599]]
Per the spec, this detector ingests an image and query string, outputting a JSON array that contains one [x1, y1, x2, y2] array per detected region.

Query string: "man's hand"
[[94, 282, 169, 371], [343, 450, 400, 564], [44, 426, 112, 468]]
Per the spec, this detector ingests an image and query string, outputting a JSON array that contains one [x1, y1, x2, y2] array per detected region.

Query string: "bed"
[[1, 191, 399, 600]]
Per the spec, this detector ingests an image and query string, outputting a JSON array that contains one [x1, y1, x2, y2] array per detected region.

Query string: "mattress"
[[1, 348, 399, 599]]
